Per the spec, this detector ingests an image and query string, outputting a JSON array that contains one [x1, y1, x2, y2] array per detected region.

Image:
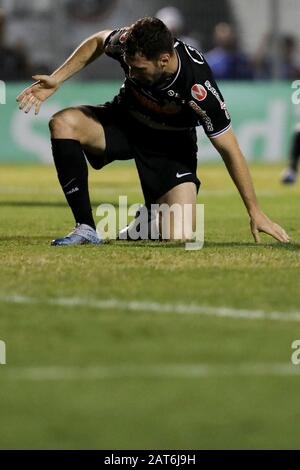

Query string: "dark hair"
[[124, 17, 174, 60]]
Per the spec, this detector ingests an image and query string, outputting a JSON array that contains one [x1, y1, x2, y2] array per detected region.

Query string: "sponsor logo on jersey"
[[204, 80, 231, 120], [130, 85, 181, 115], [191, 84, 207, 102], [189, 100, 214, 132], [168, 90, 181, 99]]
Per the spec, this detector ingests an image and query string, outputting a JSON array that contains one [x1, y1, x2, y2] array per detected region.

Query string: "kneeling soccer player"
[[17, 17, 290, 245]]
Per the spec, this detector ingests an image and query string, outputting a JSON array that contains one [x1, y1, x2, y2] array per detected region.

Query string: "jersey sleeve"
[[187, 53, 231, 138]]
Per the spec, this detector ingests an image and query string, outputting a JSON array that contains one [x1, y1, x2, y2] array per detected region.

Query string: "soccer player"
[[16, 17, 289, 245], [281, 126, 300, 184]]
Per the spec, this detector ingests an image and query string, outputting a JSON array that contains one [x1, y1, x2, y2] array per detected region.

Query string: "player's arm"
[[187, 53, 290, 244], [16, 30, 112, 115], [210, 128, 290, 243], [48, 30, 113, 84]]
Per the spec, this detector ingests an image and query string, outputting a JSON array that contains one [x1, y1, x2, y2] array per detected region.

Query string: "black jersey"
[[104, 29, 231, 137]]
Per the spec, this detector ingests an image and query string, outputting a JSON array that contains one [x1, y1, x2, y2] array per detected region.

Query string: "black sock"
[[51, 138, 96, 229], [290, 131, 300, 172]]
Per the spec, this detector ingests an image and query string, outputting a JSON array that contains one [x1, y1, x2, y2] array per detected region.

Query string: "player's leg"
[[118, 126, 199, 241], [139, 127, 199, 241], [49, 106, 107, 245], [157, 182, 197, 241], [281, 127, 300, 184], [118, 182, 198, 241], [290, 130, 300, 173]]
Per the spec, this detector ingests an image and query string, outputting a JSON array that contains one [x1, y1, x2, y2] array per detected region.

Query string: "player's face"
[[124, 53, 169, 87]]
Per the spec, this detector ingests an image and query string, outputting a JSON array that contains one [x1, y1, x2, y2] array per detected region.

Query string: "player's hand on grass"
[[250, 210, 290, 244], [16, 75, 60, 115]]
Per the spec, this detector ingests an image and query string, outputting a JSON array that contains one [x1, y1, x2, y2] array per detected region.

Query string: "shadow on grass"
[[0, 236, 299, 251], [204, 241, 300, 250], [0, 236, 51, 242], [111, 239, 300, 251]]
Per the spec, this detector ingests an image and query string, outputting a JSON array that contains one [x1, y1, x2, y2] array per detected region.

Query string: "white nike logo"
[[176, 172, 192, 178]]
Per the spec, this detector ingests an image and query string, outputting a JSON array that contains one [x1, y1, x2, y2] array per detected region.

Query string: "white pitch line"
[[1, 363, 300, 381], [0, 294, 300, 322], [1, 294, 300, 322]]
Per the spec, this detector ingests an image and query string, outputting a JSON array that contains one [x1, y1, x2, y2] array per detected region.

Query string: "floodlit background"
[[0, 0, 300, 450]]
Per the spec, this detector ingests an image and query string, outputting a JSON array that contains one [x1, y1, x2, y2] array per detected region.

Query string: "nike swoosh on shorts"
[[176, 172, 192, 178]]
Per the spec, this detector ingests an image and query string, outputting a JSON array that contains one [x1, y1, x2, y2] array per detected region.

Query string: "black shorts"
[[83, 103, 200, 204]]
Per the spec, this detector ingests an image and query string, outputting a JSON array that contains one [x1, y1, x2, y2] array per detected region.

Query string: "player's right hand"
[[250, 210, 290, 244], [16, 75, 60, 115]]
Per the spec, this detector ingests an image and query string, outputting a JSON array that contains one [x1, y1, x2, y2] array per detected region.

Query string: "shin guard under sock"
[[51, 138, 96, 229]]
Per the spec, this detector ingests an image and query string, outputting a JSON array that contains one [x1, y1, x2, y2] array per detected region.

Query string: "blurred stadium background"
[[1, 0, 300, 450], [0, 0, 299, 163]]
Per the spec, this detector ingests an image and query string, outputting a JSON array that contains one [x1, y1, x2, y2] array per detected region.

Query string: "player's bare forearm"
[[16, 30, 112, 115], [210, 128, 290, 243], [210, 128, 259, 216], [51, 30, 112, 84]]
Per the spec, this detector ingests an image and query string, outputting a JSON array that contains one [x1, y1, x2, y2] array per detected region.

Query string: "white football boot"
[[118, 205, 160, 240], [51, 223, 103, 246]]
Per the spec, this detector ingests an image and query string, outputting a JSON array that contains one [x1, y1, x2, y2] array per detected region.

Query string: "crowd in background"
[[206, 23, 300, 80], [0, 8, 32, 80], [1, 6, 299, 81]]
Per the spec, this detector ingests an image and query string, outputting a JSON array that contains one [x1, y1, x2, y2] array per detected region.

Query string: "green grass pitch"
[[0, 162, 300, 449]]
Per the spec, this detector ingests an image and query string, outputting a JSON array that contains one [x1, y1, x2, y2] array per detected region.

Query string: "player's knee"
[[168, 228, 194, 242], [160, 220, 194, 241], [49, 108, 80, 139], [159, 204, 195, 241]]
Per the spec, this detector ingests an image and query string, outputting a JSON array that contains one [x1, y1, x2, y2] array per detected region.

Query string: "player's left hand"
[[250, 210, 290, 243], [16, 75, 60, 115]]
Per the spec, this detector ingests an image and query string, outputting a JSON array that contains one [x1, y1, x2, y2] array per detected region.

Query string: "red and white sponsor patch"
[[191, 84, 207, 102]]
